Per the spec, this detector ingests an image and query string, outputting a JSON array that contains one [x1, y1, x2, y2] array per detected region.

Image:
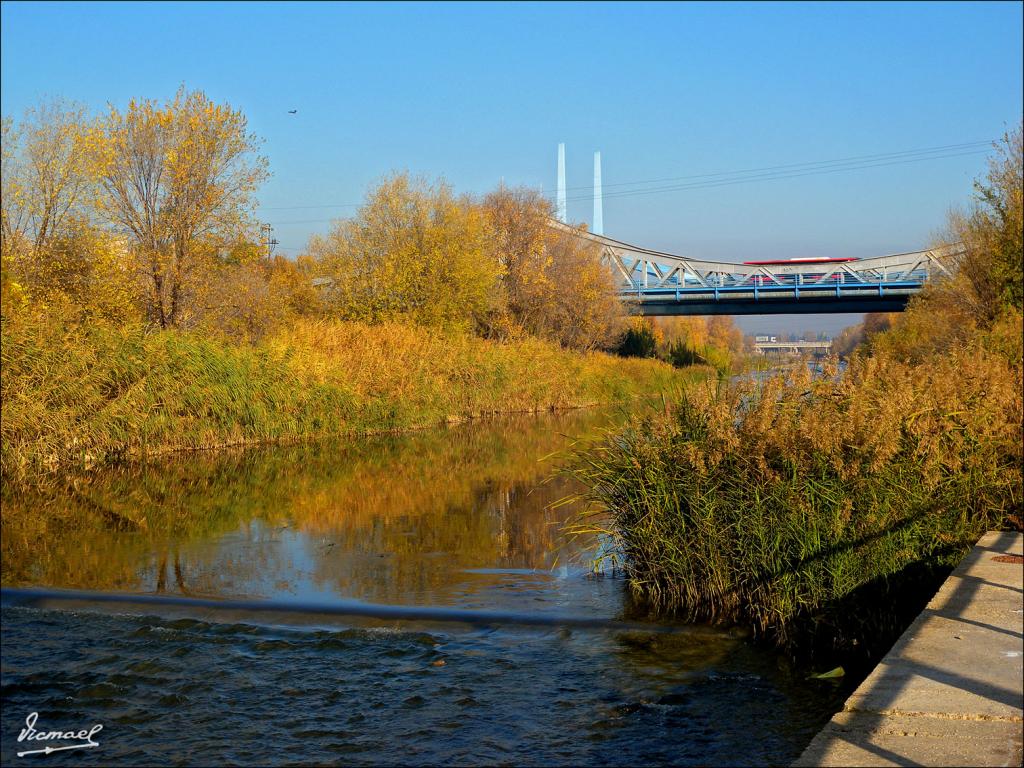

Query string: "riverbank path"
[[795, 530, 1023, 767]]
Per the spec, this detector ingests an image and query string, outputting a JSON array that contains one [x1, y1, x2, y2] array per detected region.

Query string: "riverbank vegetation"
[[617, 315, 750, 373], [1, 91, 693, 481], [829, 312, 896, 358], [1, 304, 685, 482], [573, 126, 1023, 666]]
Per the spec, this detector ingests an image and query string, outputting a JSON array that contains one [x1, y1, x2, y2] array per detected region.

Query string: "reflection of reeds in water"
[[1, 411, 623, 599]]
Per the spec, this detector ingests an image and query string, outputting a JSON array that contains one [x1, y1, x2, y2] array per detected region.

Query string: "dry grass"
[[570, 308, 1022, 661], [1, 313, 683, 481]]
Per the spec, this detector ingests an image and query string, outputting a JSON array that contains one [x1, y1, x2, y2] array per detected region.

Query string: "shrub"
[[618, 322, 659, 358]]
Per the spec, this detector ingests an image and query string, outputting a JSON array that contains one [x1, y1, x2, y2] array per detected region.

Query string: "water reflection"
[[0, 408, 849, 766], [2, 410, 621, 612]]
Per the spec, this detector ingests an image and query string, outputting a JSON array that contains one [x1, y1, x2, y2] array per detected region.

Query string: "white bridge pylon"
[[547, 219, 961, 315]]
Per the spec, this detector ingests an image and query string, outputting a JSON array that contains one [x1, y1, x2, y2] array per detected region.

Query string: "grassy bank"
[[571, 311, 1022, 665], [1, 312, 687, 482]]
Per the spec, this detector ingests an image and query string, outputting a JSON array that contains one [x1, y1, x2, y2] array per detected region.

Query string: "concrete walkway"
[[795, 531, 1024, 768]]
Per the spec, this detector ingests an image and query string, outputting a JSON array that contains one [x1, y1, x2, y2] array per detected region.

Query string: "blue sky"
[[2, 1, 1021, 334]]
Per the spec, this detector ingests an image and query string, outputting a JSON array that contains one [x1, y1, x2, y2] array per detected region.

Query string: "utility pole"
[[557, 143, 567, 223], [260, 223, 278, 259]]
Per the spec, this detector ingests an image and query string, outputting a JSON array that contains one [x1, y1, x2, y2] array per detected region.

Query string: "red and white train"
[[740, 257, 859, 285], [741, 257, 859, 266]]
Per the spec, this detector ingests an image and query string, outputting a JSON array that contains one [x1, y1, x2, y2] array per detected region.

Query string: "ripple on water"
[[1, 601, 842, 767]]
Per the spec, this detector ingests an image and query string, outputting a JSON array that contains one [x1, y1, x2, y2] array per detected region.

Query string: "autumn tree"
[[1, 99, 144, 322], [192, 252, 323, 342], [1, 100, 92, 259], [480, 185, 554, 338], [309, 173, 499, 331], [267, 253, 323, 319], [647, 315, 746, 370], [706, 315, 744, 355], [91, 87, 268, 328], [482, 184, 623, 350], [542, 229, 623, 350], [946, 124, 1023, 325], [1, 115, 25, 260], [1, 100, 94, 292], [830, 323, 863, 358], [863, 312, 895, 336], [651, 316, 708, 350]]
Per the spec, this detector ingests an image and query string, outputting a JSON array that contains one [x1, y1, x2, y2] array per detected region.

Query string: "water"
[[1, 410, 845, 765]]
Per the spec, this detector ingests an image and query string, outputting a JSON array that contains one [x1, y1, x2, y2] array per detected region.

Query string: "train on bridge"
[[547, 220, 959, 316]]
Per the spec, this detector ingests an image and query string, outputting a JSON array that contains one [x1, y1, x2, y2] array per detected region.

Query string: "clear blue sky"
[[2, 1, 1021, 334]]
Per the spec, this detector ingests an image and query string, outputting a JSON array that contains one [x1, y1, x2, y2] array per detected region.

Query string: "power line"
[[261, 202, 362, 211], [258, 139, 994, 215], [264, 217, 340, 225], [554, 147, 990, 204], [552, 139, 993, 194], [262, 145, 989, 226]]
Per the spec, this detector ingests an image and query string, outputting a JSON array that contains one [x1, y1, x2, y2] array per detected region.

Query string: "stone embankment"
[[796, 531, 1024, 767]]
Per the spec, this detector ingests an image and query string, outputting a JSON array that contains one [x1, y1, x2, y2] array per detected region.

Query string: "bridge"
[[754, 340, 832, 355], [552, 221, 959, 316]]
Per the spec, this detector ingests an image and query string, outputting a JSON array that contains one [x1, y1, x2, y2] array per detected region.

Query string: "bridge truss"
[[551, 221, 959, 316]]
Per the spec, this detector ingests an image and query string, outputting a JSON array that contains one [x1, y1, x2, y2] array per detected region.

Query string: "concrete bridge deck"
[[755, 340, 833, 354], [795, 531, 1024, 767]]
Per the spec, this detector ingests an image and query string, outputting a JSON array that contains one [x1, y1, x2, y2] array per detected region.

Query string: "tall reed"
[[1, 312, 685, 481], [571, 313, 1022, 661]]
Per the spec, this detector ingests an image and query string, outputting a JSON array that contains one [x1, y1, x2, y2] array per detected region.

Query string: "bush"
[[618, 323, 659, 358], [667, 341, 702, 367]]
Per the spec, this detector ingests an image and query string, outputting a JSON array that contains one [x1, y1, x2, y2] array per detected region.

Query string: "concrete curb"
[[795, 531, 1023, 767]]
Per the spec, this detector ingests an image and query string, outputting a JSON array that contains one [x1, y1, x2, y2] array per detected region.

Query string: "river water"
[[1, 410, 845, 765]]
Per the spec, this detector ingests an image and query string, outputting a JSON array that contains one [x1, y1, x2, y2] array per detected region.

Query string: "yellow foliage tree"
[[1, 100, 91, 261], [868, 126, 1022, 362], [309, 173, 499, 331], [650, 315, 747, 370], [482, 185, 623, 350], [481, 185, 555, 338], [189, 252, 322, 342], [707, 315, 745, 355], [652, 316, 708, 350], [946, 125, 1023, 325], [2, 100, 143, 323], [543, 230, 623, 350], [90, 87, 269, 328]]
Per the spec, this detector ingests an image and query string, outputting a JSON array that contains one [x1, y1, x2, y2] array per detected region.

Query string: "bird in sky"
[[288, 109, 298, 114]]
